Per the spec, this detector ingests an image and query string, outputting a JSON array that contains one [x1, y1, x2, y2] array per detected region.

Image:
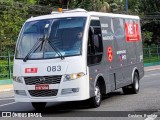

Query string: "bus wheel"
[[89, 82, 102, 108], [32, 102, 46, 111], [122, 72, 139, 94]]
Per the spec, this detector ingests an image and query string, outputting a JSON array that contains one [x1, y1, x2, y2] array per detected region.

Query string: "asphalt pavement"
[[0, 69, 160, 120]]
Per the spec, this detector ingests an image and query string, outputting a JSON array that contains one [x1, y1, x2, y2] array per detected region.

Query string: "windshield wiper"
[[48, 40, 65, 60], [23, 38, 44, 62], [23, 37, 64, 62]]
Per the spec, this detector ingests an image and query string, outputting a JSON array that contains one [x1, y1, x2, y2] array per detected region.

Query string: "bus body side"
[[87, 13, 144, 100]]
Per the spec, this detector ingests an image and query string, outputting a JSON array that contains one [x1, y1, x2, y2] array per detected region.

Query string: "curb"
[[0, 79, 12, 85], [0, 88, 13, 92], [144, 67, 160, 72], [0, 84, 13, 92], [0, 80, 13, 93], [144, 62, 160, 67]]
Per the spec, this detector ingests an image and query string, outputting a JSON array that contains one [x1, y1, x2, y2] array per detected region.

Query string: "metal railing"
[[143, 46, 160, 63], [0, 46, 160, 79], [0, 52, 14, 79]]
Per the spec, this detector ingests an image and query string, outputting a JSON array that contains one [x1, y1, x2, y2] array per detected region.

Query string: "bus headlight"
[[13, 76, 23, 83], [64, 72, 85, 81]]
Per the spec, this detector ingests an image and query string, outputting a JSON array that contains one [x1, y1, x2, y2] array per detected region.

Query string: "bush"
[[0, 60, 13, 79]]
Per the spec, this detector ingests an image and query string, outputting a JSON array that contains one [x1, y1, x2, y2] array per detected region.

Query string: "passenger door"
[[87, 17, 106, 96]]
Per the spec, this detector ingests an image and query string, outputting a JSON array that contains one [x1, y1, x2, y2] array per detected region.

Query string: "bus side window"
[[88, 28, 103, 54], [93, 28, 103, 53], [87, 20, 103, 65], [88, 27, 95, 55]]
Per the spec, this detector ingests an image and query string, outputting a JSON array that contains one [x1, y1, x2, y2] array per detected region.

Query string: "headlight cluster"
[[64, 72, 85, 81], [13, 76, 23, 83]]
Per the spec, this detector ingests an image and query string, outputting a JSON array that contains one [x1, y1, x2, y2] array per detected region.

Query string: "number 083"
[[47, 66, 61, 72]]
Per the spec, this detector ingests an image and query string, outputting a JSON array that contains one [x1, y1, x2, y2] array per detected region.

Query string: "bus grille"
[[28, 89, 58, 97], [24, 76, 62, 85]]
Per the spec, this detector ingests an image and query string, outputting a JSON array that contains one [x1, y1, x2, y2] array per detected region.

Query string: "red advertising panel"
[[124, 22, 140, 42]]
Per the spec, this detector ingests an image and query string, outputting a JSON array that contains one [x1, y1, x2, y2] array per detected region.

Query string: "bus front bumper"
[[13, 76, 90, 102], [14, 94, 88, 102]]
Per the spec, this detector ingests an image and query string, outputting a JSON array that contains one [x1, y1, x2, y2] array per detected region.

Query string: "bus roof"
[[26, 9, 139, 22]]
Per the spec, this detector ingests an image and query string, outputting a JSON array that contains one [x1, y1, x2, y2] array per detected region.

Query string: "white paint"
[[0, 98, 14, 101], [103, 35, 114, 41], [121, 55, 127, 60], [145, 117, 156, 120], [63, 8, 87, 13], [0, 88, 13, 92], [128, 24, 134, 34], [140, 55, 143, 61], [0, 102, 16, 107], [101, 30, 107, 34], [45, 24, 49, 28], [144, 74, 160, 78], [117, 50, 126, 55], [101, 24, 108, 27], [91, 16, 99, 20], [145, 67, 160, 72], [27, 11, 139, 22]]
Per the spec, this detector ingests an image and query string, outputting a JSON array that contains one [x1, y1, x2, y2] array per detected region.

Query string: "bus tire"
[[122, 72, 139, 94], [32, 102, 46, 111], [89, 82, 102, 108]]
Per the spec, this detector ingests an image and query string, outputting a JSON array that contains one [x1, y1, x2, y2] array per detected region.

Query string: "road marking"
[[0, 98, 14, 101], [145, 117, 156, 120], [145, 116, 157, 120], [0, 88, 13, 92], [0, 102, 16, 107], [145, 67, 160, 72], [144, 74, 160, 78]]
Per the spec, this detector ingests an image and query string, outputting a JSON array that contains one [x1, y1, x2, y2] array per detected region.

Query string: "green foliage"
[[13, 0, 36, 4], [142, 31, 153, 44], [0, 0, 28, 55], [107, 0, 124, 13], [36, 0, 53, 6], [0, 60, 13, 79], [0, 0, 51, 55], [139, 0, 160, 14], [69, 0, 93, 11], [138, 0, 160, 46]]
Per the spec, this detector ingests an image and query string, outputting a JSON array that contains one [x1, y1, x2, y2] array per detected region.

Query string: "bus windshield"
[[15, 17, 86, 60]]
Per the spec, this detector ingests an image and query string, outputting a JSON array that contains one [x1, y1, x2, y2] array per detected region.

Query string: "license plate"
[[35, 84, 49, 90]]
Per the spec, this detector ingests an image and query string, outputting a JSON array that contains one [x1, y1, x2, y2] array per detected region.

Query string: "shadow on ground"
[[35, 91, 125, 116]]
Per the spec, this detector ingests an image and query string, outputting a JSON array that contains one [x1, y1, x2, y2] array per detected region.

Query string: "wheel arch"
[[132, 67, 140, 83], [94, 74, 106, 95]]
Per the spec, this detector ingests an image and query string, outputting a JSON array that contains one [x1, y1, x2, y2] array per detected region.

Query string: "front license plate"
[[35, 84, 49, 90]]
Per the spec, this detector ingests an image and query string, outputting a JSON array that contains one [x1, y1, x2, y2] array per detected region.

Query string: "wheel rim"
[[95, 86, 101, 104]]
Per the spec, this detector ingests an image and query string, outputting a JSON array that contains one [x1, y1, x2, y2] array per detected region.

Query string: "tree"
[[139, 0, 160, 45], [0, 0, 28, 55], [0, 0, 51, 55], [139, 0, 160, 14]]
